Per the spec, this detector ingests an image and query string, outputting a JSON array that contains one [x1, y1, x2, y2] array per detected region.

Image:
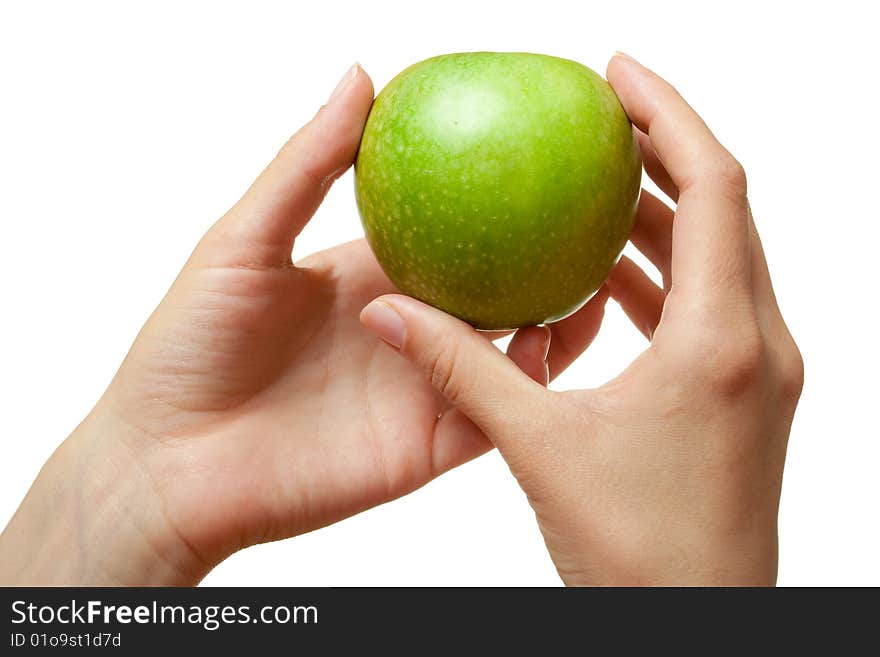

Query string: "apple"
[[354, 52, 641, 330]]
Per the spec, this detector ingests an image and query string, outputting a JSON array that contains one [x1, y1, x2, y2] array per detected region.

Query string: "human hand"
[[0, 64, 588, 585], [360, 54, 804, 586]]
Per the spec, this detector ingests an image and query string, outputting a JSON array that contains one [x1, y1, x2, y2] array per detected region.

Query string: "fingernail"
[[360, 300, 406, 349], [614, 51, 640, 64], [328, 63, 359, 103]]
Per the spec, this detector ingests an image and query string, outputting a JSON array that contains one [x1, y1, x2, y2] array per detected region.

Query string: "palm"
[[104, 238, 486, 564], [92, 70, 573, 574]]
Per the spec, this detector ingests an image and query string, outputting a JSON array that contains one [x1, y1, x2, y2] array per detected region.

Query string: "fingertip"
[[543, 283, 612, 380], [214, 62, 376, 266], [359, 297, 406, 350], [523, 324, 552, 362], [357, 64, 376, 102], [366, 294, 537, 438], [507, 325, 552, 386], [360, 294, 450, 349], [606, 51, 640, 84], [540, 324, 552, 361], [538, 324, 552, 363], [326, 62, 374, 116], [605, 55, 653, 139], [304, 64, 374, 168], [278, 63, 374, 190]]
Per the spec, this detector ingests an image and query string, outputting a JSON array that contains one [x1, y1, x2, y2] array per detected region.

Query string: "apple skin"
[[354, 52, 641, 330]]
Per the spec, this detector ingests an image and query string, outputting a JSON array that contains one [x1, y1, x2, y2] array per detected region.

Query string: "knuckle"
[[696, 327, 766, 399], [711, 153, 748, 198], [778, 341, 805, 402]]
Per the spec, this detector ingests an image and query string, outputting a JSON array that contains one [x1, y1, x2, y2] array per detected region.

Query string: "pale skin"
[[0, 55, 802, 586]]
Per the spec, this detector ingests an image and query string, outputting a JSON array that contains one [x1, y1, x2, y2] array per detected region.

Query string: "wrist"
[[0, 403, 207, 585], [555, 518, 778, 587]]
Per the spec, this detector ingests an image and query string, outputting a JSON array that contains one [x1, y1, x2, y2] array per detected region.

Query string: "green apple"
[[354, 52, 641, 330]]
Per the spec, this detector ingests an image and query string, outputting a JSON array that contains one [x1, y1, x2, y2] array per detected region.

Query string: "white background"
[[1, 1, 877, 586]]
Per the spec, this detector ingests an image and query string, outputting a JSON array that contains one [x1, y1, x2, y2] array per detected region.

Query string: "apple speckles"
[[354, 52, 641, 329]]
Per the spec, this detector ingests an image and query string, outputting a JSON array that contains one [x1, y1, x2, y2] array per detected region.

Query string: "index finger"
[[606, 54, 751, 299], [197, 65, 375, 269]]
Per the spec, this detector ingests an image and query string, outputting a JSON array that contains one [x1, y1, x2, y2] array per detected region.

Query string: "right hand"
[[360, 53, 804, 586]]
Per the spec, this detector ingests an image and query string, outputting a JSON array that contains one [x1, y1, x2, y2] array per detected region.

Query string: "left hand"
[[0, 64, 604, 585]]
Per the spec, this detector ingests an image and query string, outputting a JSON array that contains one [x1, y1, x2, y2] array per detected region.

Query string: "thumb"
[[196, 64, 375, 269], [360, 294, 542, 440]]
